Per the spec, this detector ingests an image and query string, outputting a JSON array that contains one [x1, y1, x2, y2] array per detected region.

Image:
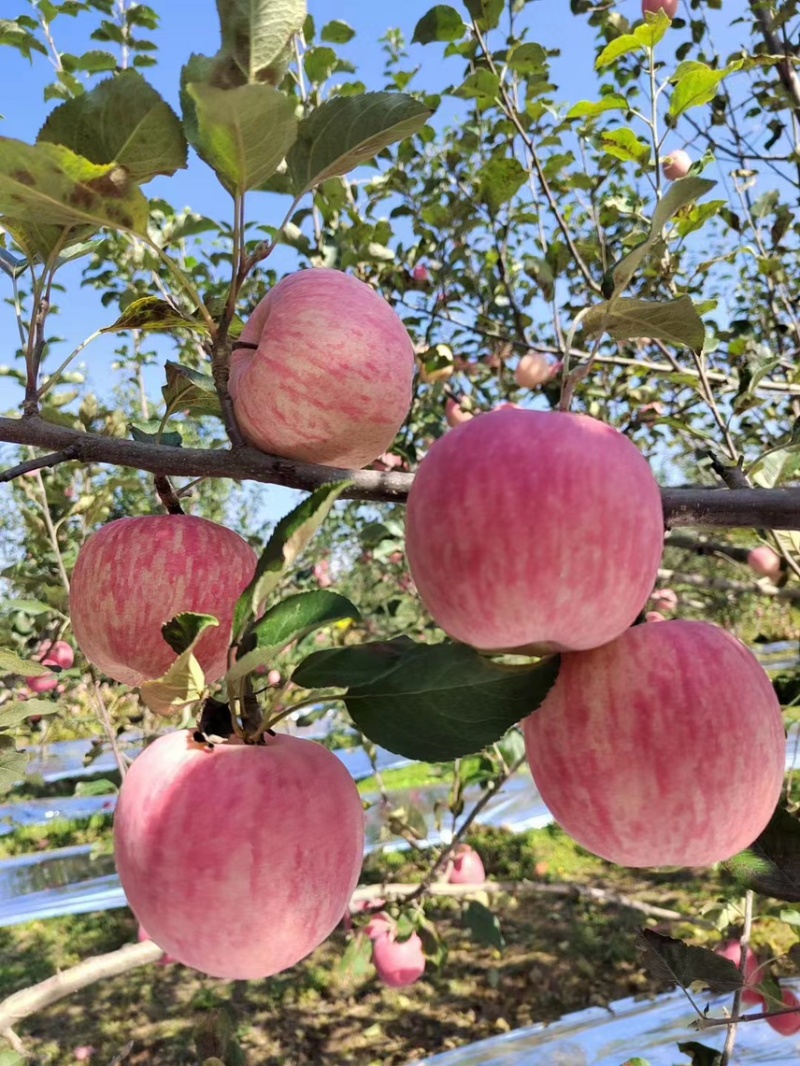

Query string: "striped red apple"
[[70, 515, 257, 687], [523, 620, 785, 868], [114, 730, 364, 979], [229, 268, 415, 469], [406, 407, 664, 654]]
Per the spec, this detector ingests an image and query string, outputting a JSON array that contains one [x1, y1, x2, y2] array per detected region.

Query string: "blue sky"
[[0, 0, 739, 520]]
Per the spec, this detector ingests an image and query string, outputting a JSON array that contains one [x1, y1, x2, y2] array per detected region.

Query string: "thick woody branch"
[[1, 417, 800, 529]]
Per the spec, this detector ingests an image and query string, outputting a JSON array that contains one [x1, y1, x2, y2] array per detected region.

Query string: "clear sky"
[[0, 0, 740, 518]]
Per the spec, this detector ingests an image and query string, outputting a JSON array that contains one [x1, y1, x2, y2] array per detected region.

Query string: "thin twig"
[[0, 447, 78, 482]]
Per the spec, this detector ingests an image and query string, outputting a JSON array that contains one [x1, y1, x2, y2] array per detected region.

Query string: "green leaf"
[[0, 139, 148, 234], [139, 651, 206, 716], [462, 0, 504, 30], [320, 19, 355, 44], [596, 11, 670, 69], [724, 806, 800, 902], [162, 361, 222, 416], [464, 900, 505, 950], [287, 92, 433, 197], [454, 69, 500, 103], [73, 778, 118, 797], [129, 422, 183, 448], [0, 748, 27, 794], [292, 640, 561, 761], [583, 296, 705, 354], [0, 700, 59, 730], [37, 70, 187, 183], [478, 156, 526, 213], [162, 612, 219, 657], [566, 95, 629, 120], [0, 19, 47, 61], [506, 42, 548, 74], [598, 127, 651, 167], [0, 216, 97, 264], [184, 82, 298, 195], [609, 176, 716, 293], [639, 930, 743, 994], [749, 446, 800, 489], [336, 932, 374, 980], [0, 650, 55, 678], [232, 481, 350, 642], [412, 6, 466, 45], [251, 590, 360, 650], [3, 598, 53, 615], [670, 61, 742, 119], [215, 0, 307, 82], [102, 296, 203, 334]]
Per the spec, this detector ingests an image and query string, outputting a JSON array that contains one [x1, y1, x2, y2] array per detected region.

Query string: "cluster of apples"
[[405, 406, 786, 869]]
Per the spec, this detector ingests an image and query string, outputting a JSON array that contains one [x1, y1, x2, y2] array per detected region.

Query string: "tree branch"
[[1, 416, 800, 529]]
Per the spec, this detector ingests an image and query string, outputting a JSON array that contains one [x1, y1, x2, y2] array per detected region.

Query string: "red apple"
[[27, 659, 59, 694], [662, 149, 692, 181], [373, 931, 426, 987], [229, 268, 415, 469], [715, 940, 764, 1007], [445, 397, 473, 428], [643, 0, 679, 18], [650, 588, 678, 614], [523, 620, 785, 868], [69, 515, 257, 687], [35, 640, 74, 670], [514, 353, 556, 389], [412, 265, 430, 285], [645, 611, 666, 623], [748, 546, 782, 582], [406, 408, 664, 653], [114, 730, 364, 979], [448, 844, 486, 885], [364, 912, 395, 941], [767, 989, 800, 1036]]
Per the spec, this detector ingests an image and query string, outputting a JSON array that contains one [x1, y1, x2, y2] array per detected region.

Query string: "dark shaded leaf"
[[676, 1043, 722, 1066], [293, 640, 560, 761], [639, 930, 743, 993], [103, 296, 202, 334], [724, 806, 800, 902], [162, 612, 219, 656], [464, 900, 505, 950], [583, 296, 705, 354], [162, 362, 222, 416], [412, 6, 466, 45]]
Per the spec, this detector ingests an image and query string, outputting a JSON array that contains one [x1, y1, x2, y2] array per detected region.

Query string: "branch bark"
[[2, 416, 800, 529]]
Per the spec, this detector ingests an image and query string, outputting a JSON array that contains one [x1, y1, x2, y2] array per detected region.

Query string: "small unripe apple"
[[448, 844, 486, 885], [364, 912, 395, 941], [373, 931, 426, 987], [715, 940, 763, 1008], [115, 730, 365, 979], [767, 989, 800, 1036], [650, 588, 678, 614], [230, 268, 415, 469], [514, 353, 555, 389], [35, 640, 74, 670], [406, 408, 664, 654], [643, 0, 679, 18], [523, 620, 785, 868], [748, 546, 782, 581], [662, 149, 692, 181], [70, 515, 257, 688], [27, 660, 59, 694], [445, 397, 473, 428]]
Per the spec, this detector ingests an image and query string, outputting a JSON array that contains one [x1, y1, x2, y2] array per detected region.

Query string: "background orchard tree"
[[2, 1, 800, 1064]]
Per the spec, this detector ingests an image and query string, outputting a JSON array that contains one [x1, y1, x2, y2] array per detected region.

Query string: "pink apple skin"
[[662, 149, 692, 181], [364, 912, 395, 941], [27, 660, 59, 694], [373, 931, 426, 988], [514, 353, 555, 389], [767, 989, 800, 1036], [137, 924, 178, 966], [523, 620, 785, 868], [445, 397, 473, 428], [229, 269, 415, 469], [715, 940, 764, 1008], [412, 265, 430, 285], [643, 0, 679, 18], [448, 845, 486, 885], [406, 408, 664, 654], [36, 640, 74, 669], [70, 515, 257, 688], [645, 611, 666, 623], [748, 546, 782, 581], [114, 730, 364, 979]]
